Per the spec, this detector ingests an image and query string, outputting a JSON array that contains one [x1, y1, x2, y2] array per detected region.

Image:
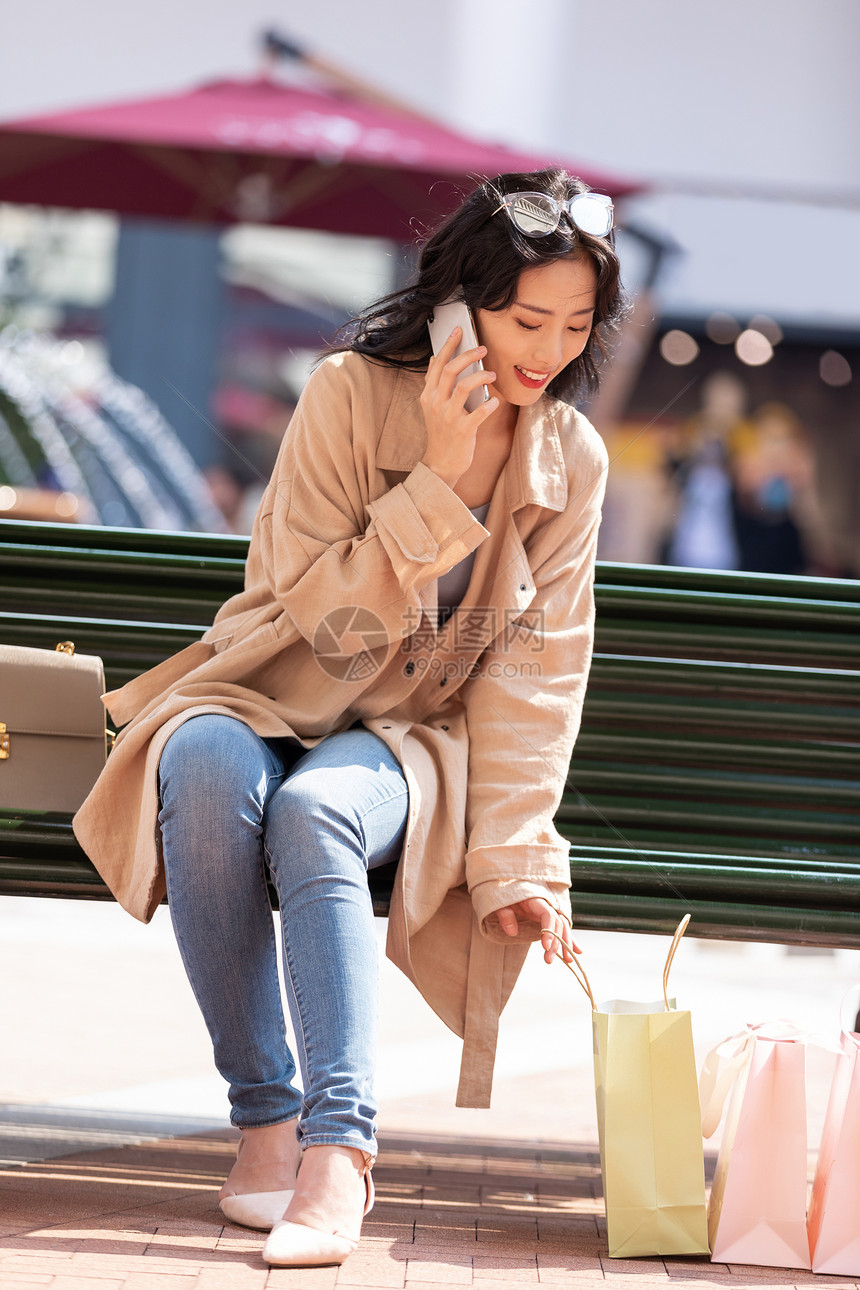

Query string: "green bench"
[[1, 517, 858, 945]]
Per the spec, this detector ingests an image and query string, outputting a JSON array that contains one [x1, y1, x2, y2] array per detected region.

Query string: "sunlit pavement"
[[2, 896, 857, 1287]]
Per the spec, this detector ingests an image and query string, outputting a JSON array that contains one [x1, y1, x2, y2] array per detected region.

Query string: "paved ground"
[[1, 1128, 852, 1289], [2, 897, 858, 1287]]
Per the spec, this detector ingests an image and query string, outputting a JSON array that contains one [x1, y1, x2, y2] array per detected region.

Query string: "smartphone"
[[427, 298, 490, 413]]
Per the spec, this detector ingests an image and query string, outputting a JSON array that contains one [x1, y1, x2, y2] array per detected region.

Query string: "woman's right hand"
[[419, 327, 498, 488]]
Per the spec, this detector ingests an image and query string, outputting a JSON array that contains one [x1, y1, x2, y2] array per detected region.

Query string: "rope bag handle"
[[541, 913, 692, 1014], [540, 929, 597, 1010]]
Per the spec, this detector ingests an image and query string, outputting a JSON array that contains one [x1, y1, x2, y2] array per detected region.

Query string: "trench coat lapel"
[[375, 365, 570, 515], [376, 371, 571, 657]]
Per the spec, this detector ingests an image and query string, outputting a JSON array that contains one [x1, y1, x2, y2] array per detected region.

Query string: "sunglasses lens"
[[507, 193, 559, 236], [569, 194, 613, 236]]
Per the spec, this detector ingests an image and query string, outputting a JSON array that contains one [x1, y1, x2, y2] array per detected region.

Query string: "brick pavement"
[[0, 1128, 852, 1290]]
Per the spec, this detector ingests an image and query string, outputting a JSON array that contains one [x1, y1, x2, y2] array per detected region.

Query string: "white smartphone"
[[427, 298, 490, 413]]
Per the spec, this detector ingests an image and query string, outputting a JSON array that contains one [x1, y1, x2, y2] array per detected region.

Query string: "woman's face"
[[474, 256, 598, 412]]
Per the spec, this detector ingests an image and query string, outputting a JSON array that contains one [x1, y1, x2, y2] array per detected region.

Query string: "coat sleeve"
[[460, 425, 608, 937], [250, 354, 487, 648]]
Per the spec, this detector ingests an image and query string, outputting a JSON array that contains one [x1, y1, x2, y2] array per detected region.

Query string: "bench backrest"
[[1, 518, 858, 945]]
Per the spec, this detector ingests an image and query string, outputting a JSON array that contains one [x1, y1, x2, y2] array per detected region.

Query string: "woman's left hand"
[[495, 897, 582, 964]]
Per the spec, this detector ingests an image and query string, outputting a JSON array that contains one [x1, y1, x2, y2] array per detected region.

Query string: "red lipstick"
[[514, 366, 551, 390]]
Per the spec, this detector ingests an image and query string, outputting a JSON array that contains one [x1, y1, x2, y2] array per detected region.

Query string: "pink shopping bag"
[[699, 1022, 811, 1269], [808, 987, 860, 1275]]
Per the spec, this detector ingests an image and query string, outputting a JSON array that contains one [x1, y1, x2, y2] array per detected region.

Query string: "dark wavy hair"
[[328, 169, 625, 402]]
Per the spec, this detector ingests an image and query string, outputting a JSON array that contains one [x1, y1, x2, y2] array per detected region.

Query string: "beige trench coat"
[[73, 349, 608, 1106]]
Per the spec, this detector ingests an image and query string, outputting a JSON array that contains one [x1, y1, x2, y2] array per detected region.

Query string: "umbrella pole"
[[259, 28, 440, 125]]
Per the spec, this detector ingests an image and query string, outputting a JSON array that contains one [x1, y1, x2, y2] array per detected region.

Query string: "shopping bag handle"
[[699, 1029, 756, 1138], [541, 914, 691, 1014], [663, 914, 691, 1011], [699, 1016, 839, 1138], [840, 983, 860, 1037], [540, 929, 598, 1010]]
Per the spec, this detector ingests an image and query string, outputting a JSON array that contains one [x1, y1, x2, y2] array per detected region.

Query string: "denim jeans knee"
[[264, 729, 409, 1154], [158, 715, 408, 1158], [159, 714, 302, 1128]]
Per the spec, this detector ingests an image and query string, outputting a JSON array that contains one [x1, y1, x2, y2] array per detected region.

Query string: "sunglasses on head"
[[492, 189, 614, 239]]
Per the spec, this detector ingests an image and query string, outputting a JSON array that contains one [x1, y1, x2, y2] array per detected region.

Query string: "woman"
[[73, 169, 623, 1268]]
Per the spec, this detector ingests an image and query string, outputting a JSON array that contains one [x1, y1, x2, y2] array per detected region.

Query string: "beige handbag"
[[0, 641, 109, 812]]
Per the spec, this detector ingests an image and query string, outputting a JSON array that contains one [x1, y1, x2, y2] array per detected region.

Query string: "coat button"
[[404, 660, 415, 676]]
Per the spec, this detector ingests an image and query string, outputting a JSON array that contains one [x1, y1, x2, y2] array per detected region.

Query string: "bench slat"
[[567, 764, 860, 806], [575, 732, 859, 773], [570, 892, 860, 947], [1, 839, 857, 945], [568, 853, 860, 905], [4, 519, 857, 601], [558, 794, 859, 838]]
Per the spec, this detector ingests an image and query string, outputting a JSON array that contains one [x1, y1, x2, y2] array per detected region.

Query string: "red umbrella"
[[0, 75, 639, 238]]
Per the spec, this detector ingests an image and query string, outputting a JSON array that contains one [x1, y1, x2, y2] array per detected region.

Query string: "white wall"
[[1, 0, 858, 322], [544, 0, 860, 194]]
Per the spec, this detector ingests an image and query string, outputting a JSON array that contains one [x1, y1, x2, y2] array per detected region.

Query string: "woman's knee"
[[158, 715, 282, 832], [264, 735, 408, 871], [161, 715, 258, 790], [265, 766, 350, 841]]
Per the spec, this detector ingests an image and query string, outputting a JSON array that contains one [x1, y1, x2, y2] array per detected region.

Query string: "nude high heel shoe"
[[262, 1167, 374, 1267], [218, 1189, 295, 1231], [218, 1123, 299, 1230]]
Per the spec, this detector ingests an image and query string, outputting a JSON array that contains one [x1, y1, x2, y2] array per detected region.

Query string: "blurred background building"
[[0, 0, 856, 576]]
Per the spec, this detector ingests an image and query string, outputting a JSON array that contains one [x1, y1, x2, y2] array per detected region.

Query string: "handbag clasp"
[[0, 722, 8, 759]]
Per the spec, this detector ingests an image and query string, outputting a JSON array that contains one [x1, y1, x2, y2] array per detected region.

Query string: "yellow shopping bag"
[[551, 916, 709, 1259]]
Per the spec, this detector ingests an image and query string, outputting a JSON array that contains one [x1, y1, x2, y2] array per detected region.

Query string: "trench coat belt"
[[455, 917, 507, 1109]]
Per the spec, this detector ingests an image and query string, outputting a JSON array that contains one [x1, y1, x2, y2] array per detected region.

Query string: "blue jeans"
[[157, 714, 409, 1159]]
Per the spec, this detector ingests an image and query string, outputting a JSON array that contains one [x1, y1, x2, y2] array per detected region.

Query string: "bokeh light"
[[55, 492, 80, 517], [747, 313, 783, 345], [61, 339, 85, 365], [819, 350, 852, 386], [735, 329, 774, 366], [659, 330, 700, 365], [705, 312, 740, 344]]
